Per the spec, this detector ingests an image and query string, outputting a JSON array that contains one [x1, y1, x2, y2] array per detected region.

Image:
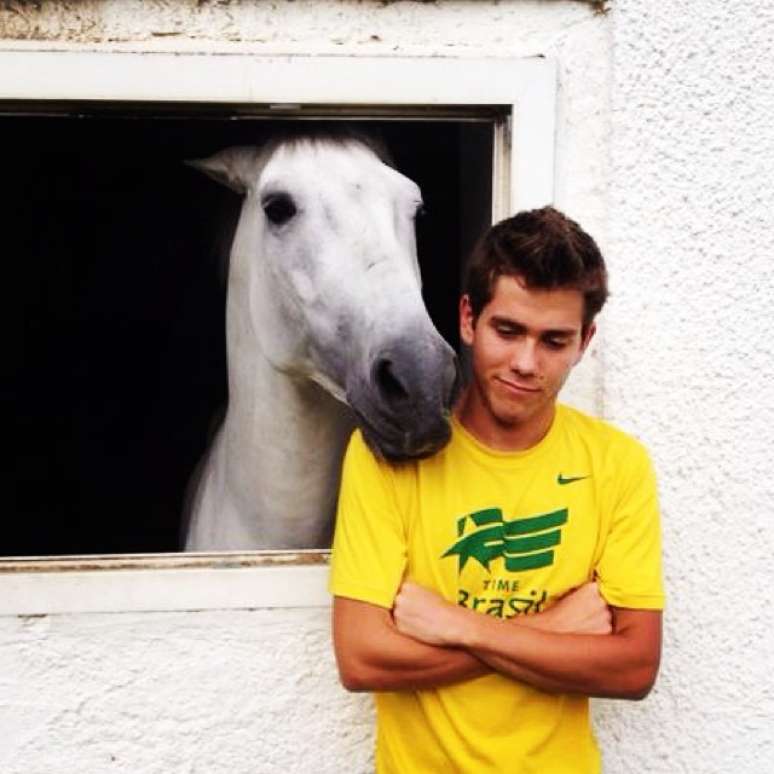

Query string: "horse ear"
[[185, 146, 263, 194]]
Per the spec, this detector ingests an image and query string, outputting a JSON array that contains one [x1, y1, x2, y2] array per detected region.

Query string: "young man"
[[329, 207, 664, 773]]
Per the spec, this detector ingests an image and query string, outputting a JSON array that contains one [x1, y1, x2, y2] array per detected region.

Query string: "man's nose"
[[509, 339, 538, 375]]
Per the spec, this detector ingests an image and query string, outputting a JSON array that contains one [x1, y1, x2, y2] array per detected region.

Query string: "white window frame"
[[0, 50, 556, 615]]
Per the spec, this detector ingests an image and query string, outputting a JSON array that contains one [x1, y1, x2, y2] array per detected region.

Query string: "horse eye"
[[414, 203, 427, 220], [263, 194, 297, 226]]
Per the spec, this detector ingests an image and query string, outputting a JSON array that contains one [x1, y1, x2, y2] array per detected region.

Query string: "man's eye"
[[544, 338, 568, 350], [495, 326, 519, 337]]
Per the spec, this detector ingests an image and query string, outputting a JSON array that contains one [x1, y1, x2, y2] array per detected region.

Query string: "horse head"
[[190, 131, 458, 462]]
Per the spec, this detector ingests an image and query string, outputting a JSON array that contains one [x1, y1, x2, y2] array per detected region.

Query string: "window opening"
[[3, 104, 495, 558]]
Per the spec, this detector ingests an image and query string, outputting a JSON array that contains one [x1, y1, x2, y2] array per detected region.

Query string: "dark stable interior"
[[3, 108, 493, 556]]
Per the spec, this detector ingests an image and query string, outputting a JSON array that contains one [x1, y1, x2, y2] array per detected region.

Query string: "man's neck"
[[455, 387, 557, 452]]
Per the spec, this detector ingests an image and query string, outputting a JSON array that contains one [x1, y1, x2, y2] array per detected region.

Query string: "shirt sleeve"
[[595, 437, 665, 610], [328, 431, 408, 609]]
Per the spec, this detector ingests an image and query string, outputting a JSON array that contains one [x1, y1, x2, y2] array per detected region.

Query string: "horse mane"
[[261, 123, 395, 168]]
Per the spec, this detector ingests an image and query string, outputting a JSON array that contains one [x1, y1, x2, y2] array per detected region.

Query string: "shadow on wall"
[[4, 111, 491, 556]]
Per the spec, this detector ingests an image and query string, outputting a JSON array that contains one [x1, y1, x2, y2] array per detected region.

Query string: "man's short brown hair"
[[464, 206, 608, 333]]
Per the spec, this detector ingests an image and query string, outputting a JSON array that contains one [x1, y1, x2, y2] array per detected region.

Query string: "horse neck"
[[224, 328, 349, 464], [218, 256, 353, 536]]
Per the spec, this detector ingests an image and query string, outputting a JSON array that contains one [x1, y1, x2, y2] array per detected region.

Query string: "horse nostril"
[[375, 358, 409, 404]]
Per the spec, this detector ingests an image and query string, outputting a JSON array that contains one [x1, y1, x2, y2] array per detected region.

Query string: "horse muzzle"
[[347, 335, 459, 462]]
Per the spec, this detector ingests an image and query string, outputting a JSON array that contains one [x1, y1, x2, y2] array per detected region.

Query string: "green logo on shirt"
[[442, 507, 568, 573], [557, 473, 589, 485]]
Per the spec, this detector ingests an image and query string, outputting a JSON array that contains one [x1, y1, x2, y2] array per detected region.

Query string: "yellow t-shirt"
[[330, 404, 664, 774]]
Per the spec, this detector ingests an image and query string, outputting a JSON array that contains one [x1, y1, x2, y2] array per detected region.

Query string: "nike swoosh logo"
[[557, 474, 590, 486]]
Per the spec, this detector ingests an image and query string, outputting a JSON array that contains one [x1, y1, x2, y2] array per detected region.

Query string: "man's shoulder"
[[343, 429, 425, 478], [558, 404, 652, 460], [343, 429, 385, 472], [345, 428, 370, 457]]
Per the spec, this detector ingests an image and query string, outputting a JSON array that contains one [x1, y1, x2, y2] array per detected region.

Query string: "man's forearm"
[[342, 632, 487, 692], [333, 596, 489, 692], [393, 582, 662, 699], [465, 612, 660, 698]]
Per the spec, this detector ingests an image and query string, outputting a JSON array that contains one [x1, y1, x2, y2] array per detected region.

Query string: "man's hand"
[[393, 580, 611, 646], [393, 582, 466, 646], [522, 582, 612, 635]]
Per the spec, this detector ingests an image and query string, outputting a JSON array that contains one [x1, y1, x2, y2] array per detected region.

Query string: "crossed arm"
[[333, 582, 661, 699]]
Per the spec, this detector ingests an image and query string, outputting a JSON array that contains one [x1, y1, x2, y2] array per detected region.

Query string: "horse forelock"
[[262, 126, 395, 169]]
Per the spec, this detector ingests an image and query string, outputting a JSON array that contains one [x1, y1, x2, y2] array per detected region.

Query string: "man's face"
[[459, 275, 594, 442]]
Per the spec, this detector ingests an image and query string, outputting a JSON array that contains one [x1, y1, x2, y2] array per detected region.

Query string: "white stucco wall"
[[596, 2, 774, 772], [2, 606, 374, 774], [2, 1, 772, 772]]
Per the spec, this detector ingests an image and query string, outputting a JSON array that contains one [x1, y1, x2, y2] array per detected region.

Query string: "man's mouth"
[[494, 376, 540, 395]]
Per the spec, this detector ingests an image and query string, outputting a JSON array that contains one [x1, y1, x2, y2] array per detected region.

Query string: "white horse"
[[183, 130, 458, 551]]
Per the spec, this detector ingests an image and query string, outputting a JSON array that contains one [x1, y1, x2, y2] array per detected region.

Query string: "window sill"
[[0, 552, 331, 616]]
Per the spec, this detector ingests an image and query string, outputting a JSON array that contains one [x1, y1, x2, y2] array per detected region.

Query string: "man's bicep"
[[612, 607, 662, 653], [332, 595, 393, 690], [333, 595, 393, 660], [611, 607, 663, 696]]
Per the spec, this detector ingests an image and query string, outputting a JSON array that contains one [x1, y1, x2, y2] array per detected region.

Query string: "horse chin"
[[355, 410, 453, 463]]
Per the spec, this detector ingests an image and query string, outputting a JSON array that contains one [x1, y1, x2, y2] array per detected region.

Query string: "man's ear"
[[574, 322, 597, 365], [459, 295, 476, 346], [185, 146, 263, 194]]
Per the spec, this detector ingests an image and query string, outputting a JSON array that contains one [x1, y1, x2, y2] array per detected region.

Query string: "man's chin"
[[488, 400, 555, 435], [483, 393, 532, 428]]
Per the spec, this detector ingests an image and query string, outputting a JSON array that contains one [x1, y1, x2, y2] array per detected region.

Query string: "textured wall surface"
[[1, 608, 373, 774], [0, 0, 596, 53], [596, 2, 774, 772], [2, 0, 771, 772]]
